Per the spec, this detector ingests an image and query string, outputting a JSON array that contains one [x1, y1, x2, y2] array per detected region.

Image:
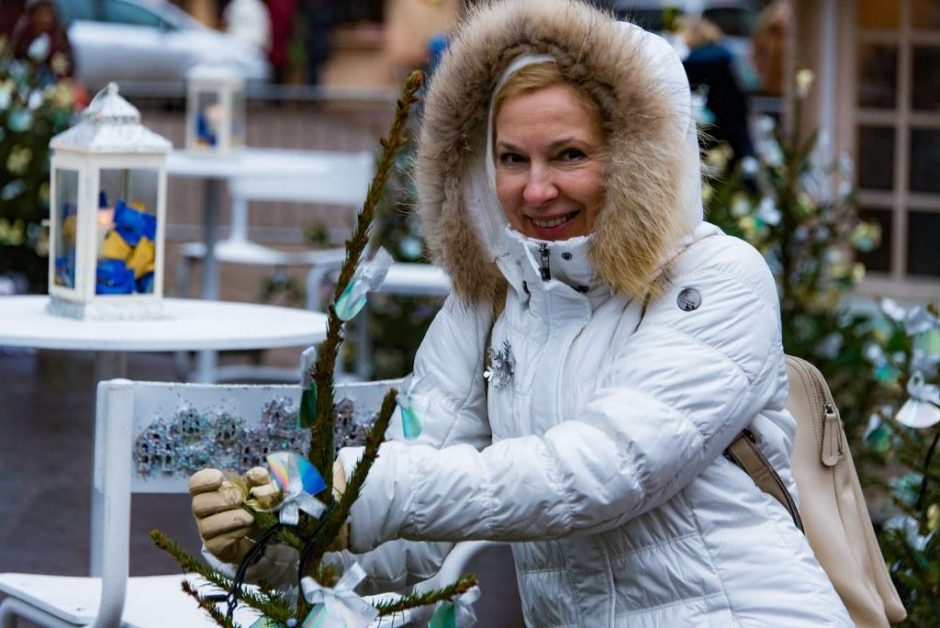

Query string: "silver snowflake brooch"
[[484, 340, 515, 389]]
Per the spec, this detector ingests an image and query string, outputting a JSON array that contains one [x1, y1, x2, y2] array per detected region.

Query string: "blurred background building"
[[2, 0, 938, 304]]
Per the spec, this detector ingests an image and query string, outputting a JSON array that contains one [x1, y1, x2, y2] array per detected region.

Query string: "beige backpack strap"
[[724, 430, 804, 532]]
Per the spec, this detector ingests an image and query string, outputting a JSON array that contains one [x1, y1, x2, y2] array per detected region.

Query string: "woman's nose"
[[522, 167, 558, 206]]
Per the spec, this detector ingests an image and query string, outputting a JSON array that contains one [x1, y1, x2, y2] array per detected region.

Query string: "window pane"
[[104, 0, 163, 27], [907, 211, 940, 277], [857, 0, 899, 29], [912, 0, 940, 30], [856, 208, 892, 273], [57, 0, 99, 22], [857, 126, 895, 191], [910, 128, 940, 193], [858, 43, 897, 108], [912, 46, 940, 111]]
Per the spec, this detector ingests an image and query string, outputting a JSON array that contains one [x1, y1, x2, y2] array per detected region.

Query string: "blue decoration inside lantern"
[[113, 200, 156, 246], [196, 110, 217, 146], [95, 259, 135, 294]]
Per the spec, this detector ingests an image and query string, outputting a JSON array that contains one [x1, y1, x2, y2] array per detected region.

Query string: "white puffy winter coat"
[[339, 1, 851, 625]]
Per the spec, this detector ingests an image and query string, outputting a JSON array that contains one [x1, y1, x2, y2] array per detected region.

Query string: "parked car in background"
[[53, 0, 271, 93], [612, 0, 765, 91]]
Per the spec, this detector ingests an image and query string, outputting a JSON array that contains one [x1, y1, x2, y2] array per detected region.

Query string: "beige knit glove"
[[189, 466, 278, 563], [330, 460, 350, 552]]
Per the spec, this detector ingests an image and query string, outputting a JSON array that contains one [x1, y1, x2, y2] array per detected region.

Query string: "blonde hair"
[[681, 17, 724, 50], [492, 62, 603, 127]]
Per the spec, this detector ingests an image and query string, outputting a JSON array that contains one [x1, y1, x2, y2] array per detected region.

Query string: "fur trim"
[[415, 0, 701, 304]]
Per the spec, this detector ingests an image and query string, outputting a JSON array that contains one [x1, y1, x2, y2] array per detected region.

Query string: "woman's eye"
[[498, 152, 525, 166], [559, 148, 587, 161]]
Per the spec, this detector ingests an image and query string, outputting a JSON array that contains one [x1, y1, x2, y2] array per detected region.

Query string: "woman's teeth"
[[532, 212, 576, 228]]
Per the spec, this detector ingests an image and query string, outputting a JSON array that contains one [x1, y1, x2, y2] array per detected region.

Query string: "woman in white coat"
[[191, 1, 850, 624]]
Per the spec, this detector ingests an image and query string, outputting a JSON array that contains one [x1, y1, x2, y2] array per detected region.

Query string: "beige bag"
[[726, 355, 907, 627]]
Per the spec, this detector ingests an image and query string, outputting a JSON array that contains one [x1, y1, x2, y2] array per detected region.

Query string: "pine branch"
[[181, 579, 236, 628], [315, 389, 397, 564], [372, 574, 479, 616], [151, 529, 295, 622], [306, 70, 424, 481], [150, 529, 234, 593]]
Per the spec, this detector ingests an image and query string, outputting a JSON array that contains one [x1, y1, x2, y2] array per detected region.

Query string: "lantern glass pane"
[[195, 91, 221, 148], [96, 168, 160, 295], [53, 168, 79, 289]]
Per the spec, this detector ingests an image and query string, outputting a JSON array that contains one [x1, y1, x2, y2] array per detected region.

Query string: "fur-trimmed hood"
[[415, 0, 703, 304]]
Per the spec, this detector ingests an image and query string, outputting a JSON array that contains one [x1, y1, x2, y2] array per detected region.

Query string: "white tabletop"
[[167, 147, 337, 179], [0, 296, 327, 352]]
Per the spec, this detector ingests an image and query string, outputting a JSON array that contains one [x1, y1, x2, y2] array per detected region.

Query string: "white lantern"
[[184, 64, 246, 156], [47, 83, 171, 320]]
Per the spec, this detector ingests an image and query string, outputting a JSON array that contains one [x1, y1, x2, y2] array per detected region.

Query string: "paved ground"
[[0, 348, 523, 626]]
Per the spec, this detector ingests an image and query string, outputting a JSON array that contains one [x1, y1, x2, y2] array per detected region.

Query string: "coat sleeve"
[[348, 237, 790, 551], [337, 293, 495, 585]]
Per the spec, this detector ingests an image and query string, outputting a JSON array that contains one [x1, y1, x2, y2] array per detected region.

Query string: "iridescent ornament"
[[334, 247, 393, 321], [263, 451, 327, 525], [300, 563, 379, 628], [398, 394, 422, 440], [428, 586, 480, 628], [7, 109, 33, 132], [894, 372, 940, 429], [864, 421, 892, 454], [299, 384, 317, 429], [905, 306, 938, 336]]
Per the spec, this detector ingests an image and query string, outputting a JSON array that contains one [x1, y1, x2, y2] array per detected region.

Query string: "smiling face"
[[494, 83, 607, 241]]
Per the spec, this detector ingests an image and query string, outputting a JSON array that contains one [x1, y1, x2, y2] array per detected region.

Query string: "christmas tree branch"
[[296, 389, 397, 590], [372, 574, 479, 616], [151, 529, 234, 593], [305, 70, 424, 481], [180, 580, 236, 628], [152, 529, 297, 624]]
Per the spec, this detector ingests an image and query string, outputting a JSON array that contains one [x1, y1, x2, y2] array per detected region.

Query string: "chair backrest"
[[91, 376, 400, 625], [227, 150, 374, 241]]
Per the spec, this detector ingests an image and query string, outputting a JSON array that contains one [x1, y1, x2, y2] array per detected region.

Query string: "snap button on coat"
[[677, 287, 702, 311]]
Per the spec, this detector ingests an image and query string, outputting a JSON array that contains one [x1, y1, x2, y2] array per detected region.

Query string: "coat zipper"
[[538, 243, 551, 281]]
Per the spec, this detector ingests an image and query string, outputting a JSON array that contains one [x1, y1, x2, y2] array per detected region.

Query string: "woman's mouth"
[[530, 210, 580, 230]]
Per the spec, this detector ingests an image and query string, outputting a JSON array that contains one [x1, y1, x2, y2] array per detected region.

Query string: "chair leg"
[[0, 596, 74, 627], [0, 598, 15, 628]]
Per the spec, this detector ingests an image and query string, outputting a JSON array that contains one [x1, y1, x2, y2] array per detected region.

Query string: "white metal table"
[[0, 295, 327, 382]]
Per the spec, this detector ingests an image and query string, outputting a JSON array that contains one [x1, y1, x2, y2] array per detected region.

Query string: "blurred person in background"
[[301, 0, 333, 86], [11, 0, 74, 85], [751, 0, 792, 98], [681, 16, 755, 179], [1, 0, 26, 41], [266, 0, 297, 84], [224, 0, 272, 53]]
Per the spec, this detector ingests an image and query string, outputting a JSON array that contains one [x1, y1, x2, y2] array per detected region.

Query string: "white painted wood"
[[0, 377, 402, 627]]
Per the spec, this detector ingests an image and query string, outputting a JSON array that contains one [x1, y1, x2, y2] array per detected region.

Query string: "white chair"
[[0, 376, 399, 627], [175, 150, 375, 383]]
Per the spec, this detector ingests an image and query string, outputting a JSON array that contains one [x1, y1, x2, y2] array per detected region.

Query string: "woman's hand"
[[188, 467, 276, 563]]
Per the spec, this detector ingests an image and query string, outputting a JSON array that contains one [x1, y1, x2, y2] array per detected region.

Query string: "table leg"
[[201, 178, 222, 300], [197, 178, 222, 382], [90, 350, 127, 576], [194, 349, 218, 383]]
